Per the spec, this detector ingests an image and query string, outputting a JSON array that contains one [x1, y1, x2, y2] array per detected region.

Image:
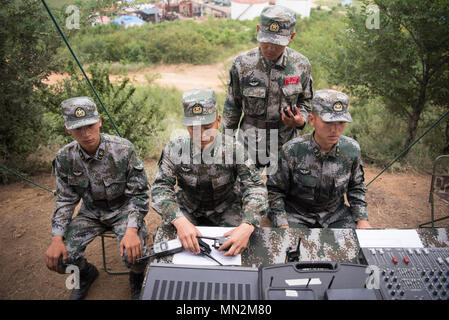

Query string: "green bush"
[[40, 62, 169, 158]]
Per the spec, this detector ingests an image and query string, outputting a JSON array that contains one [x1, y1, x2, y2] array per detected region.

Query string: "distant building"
[[179, 1, 202, 17], [231, 0, 310, 21], [138, 8, 163, 23]]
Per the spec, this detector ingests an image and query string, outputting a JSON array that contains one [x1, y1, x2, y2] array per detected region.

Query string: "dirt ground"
[[0, 163, 447, 300], [45, 60, 231, 94]]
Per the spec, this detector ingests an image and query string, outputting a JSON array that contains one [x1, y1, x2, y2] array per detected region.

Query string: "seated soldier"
[[44, 97, 150, 300], [151, 88, 268, 256], [267, 89, 372, 229]]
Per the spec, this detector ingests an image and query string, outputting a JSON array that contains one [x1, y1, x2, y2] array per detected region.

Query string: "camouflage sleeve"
[[296, 65, 313, 127], [347, 155, 368, 221], [237, 157, 268, 228], [51, 155, 81, 237], [123, 147, 150, 230], [150, 146, 184, 224], [266, 148, 290, 227], [222, 62, 243, 134]]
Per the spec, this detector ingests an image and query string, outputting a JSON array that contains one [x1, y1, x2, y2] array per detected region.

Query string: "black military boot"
[[129, 272, 145, 300], [69, 263, 99, 300]]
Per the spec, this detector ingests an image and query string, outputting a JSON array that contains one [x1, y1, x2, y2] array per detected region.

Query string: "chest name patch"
[[285, 76, 300, 85]]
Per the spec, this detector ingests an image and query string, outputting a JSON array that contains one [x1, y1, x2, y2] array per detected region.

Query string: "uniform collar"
[[190, 134, 222, 161], [259, 47, 287, 71], [309, 132, 340, 159], [78, 134, 105, 162]]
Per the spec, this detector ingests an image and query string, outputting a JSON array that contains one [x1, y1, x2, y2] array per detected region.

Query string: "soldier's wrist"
[[241, 220, 257, 230], [51, 235, 64, 243]]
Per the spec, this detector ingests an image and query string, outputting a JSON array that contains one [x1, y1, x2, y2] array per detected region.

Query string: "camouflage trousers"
[[58, 210, 149, 274], [178, 194, 243, 227], [284, 204, 357, 229]]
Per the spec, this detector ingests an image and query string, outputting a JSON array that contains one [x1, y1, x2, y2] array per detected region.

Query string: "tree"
[[0, 0, 60, 181], [329, 0, 449, 153]]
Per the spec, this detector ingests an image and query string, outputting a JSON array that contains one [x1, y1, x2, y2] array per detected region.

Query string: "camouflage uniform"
[[267, 90, 368, 228], [52, 97, 150, 273], [151, 89, 268, 227], [222, 6, 313, 167]]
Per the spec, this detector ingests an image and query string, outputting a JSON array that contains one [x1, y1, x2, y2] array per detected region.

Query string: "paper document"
[[356, 229, 423, 248], [172, 226, 242, 266]]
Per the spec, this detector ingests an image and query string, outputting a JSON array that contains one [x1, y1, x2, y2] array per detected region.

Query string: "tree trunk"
[[404, 108, 422, 151], [403, 79, 428, 156], [443, 117, 449, 154]]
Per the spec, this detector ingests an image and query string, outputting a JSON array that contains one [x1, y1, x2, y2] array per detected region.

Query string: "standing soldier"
[[151, 88, 268, 256], [222, 5, 313, 171], [44, 97, 150, 300], [267, 90, 372, 229]]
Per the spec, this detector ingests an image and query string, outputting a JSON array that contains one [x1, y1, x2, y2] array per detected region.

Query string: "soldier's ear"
[[64, 125, 72, 136], [308, 113, 315, 126], [216, 114, 221, 126], [257, 24, 260, 33]]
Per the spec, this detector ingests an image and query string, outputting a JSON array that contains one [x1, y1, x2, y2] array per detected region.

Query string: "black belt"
[[243, 116, 283, 129], [93, 194, 128, 210]]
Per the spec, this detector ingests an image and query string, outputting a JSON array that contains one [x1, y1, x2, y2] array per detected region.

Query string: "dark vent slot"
[[191, 282, 198, 299], [207, 282, 212, 300], [182, 281, 190, 299], [174, 281, 182, 300], [198, 282, 205, 299], [159, 280, 167, 299], [151, 280, 160, 300], [214, 282, 220, 300], [222, 283, 228, 299], [167, 280, 175, 299]]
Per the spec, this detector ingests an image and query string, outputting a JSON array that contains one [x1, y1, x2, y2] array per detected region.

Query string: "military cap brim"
[[65, 116, 99, 130], [320, 112, 353, 123], [257, 32, 291, 46], [182, 111, 217, 126]]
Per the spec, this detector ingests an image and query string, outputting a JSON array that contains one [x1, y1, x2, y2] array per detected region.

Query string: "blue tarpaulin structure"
[[111, 15, 146, 27]]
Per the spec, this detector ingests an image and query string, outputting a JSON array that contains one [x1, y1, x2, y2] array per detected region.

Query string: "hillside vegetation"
[[1, 0, 448, 183]]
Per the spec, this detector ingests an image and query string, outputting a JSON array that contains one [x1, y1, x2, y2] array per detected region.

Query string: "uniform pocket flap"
[[281, 84, 302, 97], [103, 177, 126, 187], [68, 174, 89, 188], [299, 173, 317, 188], [243, 87, 267, 98], [212, 174, 233, 189]]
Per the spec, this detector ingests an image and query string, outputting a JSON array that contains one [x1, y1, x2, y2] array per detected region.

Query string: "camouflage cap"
[[61, 96, 99, 130], [257, 5, 296, 46], [312, 89, 352, 123], [182, 88, 217, 126]]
